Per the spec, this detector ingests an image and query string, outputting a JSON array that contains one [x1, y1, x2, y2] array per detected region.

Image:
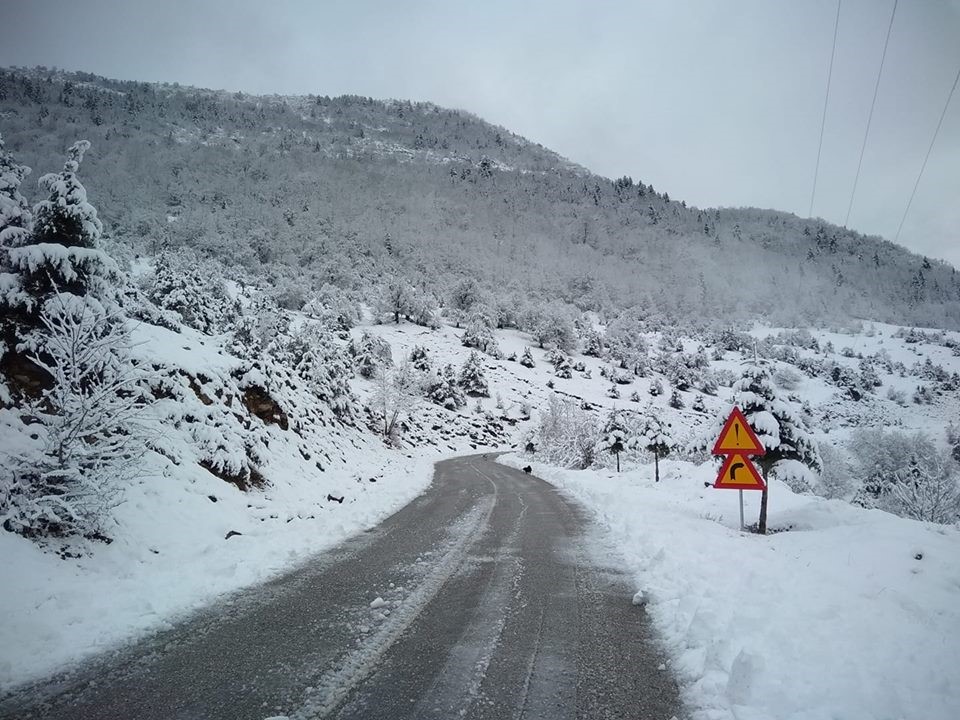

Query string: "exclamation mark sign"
[[735, 423, 740, 443]]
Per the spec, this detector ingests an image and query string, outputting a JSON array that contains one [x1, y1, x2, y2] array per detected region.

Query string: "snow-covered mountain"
[[1, 66, 958, 330]]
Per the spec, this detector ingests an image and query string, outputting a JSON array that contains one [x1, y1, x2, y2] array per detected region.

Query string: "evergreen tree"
[[409, 345, 432, 373], [635, 408, 673, 482], [16, 141, 118, 304], [0, 133, 32, 258], [458, 351, 489, 397], [519, 347, 535, 368], [668, 389, 684, 409], [426, 363, 465, 410], [730, 361, 821, 533], [150, 251, 236, 334]]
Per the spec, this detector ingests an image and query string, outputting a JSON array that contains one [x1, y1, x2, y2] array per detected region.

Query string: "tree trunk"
[[616, 452, 620, 473], [654, 452, 660, 482], [758, 470, 768, 534]]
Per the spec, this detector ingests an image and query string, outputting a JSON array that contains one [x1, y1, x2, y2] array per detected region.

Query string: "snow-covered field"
[[499, 454, 960, 720]]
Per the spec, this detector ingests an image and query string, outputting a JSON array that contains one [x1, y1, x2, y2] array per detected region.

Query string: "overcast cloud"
[[3, 0, 958, 267]]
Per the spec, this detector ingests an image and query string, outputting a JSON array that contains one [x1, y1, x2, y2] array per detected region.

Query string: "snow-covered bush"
[[848, 428, 960, 523], [1, 293, 151, 539], [150, 250, 237, 335], [532, 394, 598, 469], [815, 442, 856, 500], [287, 324, 357, 419], [350, 331, 393, 379], [519, 347, 535, 367], [461, 316, 502, 358]]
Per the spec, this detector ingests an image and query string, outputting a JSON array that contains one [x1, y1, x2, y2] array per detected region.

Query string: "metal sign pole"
[[739, 489, 745, 531]]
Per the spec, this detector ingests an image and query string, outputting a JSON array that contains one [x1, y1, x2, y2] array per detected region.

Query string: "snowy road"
[[2, 455, 680, 720]]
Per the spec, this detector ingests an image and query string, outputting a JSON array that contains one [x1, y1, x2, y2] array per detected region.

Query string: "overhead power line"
[[844, 0, 898, 228], [895, 62, 960, 242], [809, 0, 842, 219]]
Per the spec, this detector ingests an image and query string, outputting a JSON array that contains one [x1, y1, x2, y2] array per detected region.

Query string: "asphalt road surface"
[[2, 455, 681, 720]]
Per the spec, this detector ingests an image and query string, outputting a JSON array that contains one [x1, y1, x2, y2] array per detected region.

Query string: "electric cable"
[[809, 0, 842, 218], [844, 0, 898, 227], [895, 62, 960, 241]]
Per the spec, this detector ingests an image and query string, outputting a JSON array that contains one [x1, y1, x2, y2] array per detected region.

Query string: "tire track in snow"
[[292, 496, 495, 719]]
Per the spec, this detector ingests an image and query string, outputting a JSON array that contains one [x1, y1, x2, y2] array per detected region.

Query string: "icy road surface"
[[2, 455, 680, 720]]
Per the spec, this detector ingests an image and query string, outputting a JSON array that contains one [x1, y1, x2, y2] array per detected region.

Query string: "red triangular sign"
[[714, 452, 766, 490], [712, 406, 765, 456]]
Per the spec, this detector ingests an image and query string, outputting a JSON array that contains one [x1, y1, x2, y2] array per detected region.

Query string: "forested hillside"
[[1, 66, 958, 329]]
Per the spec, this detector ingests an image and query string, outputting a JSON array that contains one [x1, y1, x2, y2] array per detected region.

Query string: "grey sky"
[[3, 0, 959, 267]]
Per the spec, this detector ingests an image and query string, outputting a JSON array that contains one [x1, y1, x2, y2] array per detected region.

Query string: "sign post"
[[712, 407, 765, 531]]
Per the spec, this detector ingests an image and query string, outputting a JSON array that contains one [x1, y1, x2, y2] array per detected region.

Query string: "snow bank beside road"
[[500, 454, 960, 720], [0, 452, 446, 693]]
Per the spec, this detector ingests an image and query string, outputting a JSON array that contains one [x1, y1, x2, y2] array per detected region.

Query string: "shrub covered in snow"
[[531, 393, 598, 469]]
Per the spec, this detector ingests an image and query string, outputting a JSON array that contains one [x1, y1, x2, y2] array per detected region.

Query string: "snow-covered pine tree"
[[409, 345, 432, 373], [730, 361, 822, 533], [458, 351, 489, 397], [669, 389, 684, 409], [0, 134, 34, 403], [150, 251, 236, 335], [519, 347, 535, 367], [634, 408, 673, 482], [14, 141, 118, 306], [598, 408, 628, 472], [426, 363, 466, 410], [291, 326, 357, 419], [0, 133, 32, 259]]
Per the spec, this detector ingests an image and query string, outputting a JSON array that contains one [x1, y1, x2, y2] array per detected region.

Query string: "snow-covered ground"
[[3, 312, 958, 709], [499, 454, 960, 720]]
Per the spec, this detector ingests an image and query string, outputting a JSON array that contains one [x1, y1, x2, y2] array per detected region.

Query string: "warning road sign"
[[712, 407, 765, 456], [714, 452, 766, 490]]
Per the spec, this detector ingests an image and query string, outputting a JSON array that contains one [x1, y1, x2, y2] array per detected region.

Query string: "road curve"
[[1, 455, 681, 720]]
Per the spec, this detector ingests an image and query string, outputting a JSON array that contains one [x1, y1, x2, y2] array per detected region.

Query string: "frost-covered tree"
[[458, 351, 489, 397], [1, 292, 150, 538], [529, 301, 577, 353], [730, 361, 822, 533], [668, 389, 684, 409], [519, 347, 535, 367], [461, 316, 502, 358], [426, 363, 466, 410], [369, 360, 421, 443], [649, 378, 663, 396], [534, 393, 598, 469], [634, 408, 673, 482], [378, 275, 415, 324], [598, 408, 628, 471]]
